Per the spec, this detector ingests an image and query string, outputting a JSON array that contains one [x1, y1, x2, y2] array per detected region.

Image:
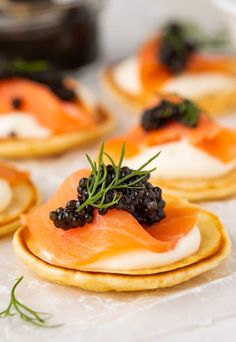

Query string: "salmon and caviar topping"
[[49, 143, 165, 229], [0, 79, 97, 134], [139, 22, 236, 91], [104, 96, 236, 164], [24, 145, 199, 267], [0, 61, 97, 134]]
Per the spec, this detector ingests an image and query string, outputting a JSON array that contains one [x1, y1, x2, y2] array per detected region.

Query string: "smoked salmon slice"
[[139, 37, 236, 91], [104, 115, 236, 164], [0, 79, 96, 134], [139, 37, 172, 91], [0, 163, 29, 185], [23, 170, 199, 268]]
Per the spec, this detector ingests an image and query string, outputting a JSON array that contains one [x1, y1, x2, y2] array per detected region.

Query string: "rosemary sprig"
[[78, 143, 160, 212], [0, 277, 62, 328]]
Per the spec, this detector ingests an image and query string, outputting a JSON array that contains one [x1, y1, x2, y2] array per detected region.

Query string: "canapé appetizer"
[[103, 22, 236, 116], [104, 95, 236, 201], [0, 60, 114, 158], [13, 144, 230, 291], [0, 163, 38, 237]]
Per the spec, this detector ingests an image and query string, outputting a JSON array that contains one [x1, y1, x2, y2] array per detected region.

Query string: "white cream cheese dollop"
[[0, 113, 51, 138], [125, 140, 236, 179], [162, 73, 236, 98], [81, 226, 201, 271], [113, 57, 142, 94], [113, 57, 236, 97], [0, 179, 12, 213]]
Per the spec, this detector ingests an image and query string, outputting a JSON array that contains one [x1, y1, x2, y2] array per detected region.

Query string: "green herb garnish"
[[182, 23, 229, 51], [11, 59, 50, 74], [79, 143, 160, 211], [0, 276, 62, 328], [178, 99, 200, 127]]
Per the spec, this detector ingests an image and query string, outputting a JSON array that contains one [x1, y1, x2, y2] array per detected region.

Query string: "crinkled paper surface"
[[1, 66, 236, 342]]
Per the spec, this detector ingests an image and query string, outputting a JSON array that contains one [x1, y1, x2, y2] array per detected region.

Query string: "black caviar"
[[50, 165, 166, 230], [159, 22, 197, 73], [141, 98, 200, 131], [11, 97, 23, 110], [0, 60, 77, 102]]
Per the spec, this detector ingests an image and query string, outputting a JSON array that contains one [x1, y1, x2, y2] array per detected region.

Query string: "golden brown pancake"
[[0, 177, 39, 237], [102, 66, 236, 117], [0, 105, 115, 159], [13, 203, 230, 292], [153, 167, 236, 202]]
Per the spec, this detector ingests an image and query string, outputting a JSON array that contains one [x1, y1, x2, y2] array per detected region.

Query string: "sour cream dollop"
[[80, 226, 201, 271], [0, 113, 51, 138], [113, 57, 142, 94], [125, 140, 236, 179], [113, 57, 236, 97], [162, 73, 236, 98]]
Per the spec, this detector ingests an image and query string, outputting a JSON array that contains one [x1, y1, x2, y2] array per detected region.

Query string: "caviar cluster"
[[50, 165, 166, 230], [0, 61, 77, 102], [141, 98, 200, 131], [159, 22, 197, 73]]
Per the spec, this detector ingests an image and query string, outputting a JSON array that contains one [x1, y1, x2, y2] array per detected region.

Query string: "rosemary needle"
[[0, 276, 63, 328]]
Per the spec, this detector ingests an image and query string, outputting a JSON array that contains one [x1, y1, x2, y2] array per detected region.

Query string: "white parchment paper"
[[1, 59, 236, 342]]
